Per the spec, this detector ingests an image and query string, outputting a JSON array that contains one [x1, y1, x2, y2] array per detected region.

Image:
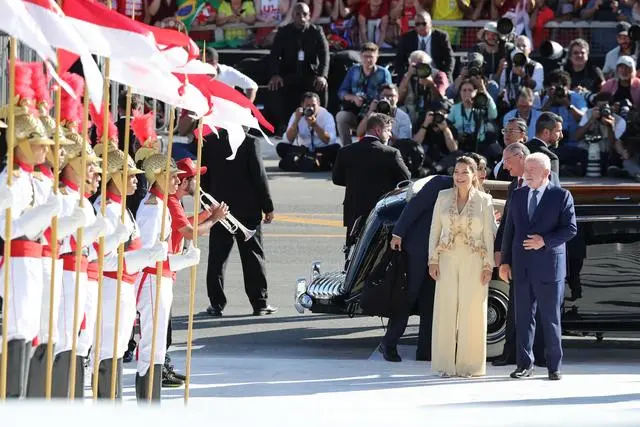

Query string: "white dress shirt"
[[216, 63, 258, 90], [418, 32, 432, 56], [286, 106, 337, 149]]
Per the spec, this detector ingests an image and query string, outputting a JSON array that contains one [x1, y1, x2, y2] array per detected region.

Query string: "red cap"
[[176, 157, 207, 178]]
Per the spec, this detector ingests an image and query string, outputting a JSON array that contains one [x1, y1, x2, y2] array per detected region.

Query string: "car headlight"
[[294, 277, 307, 314]]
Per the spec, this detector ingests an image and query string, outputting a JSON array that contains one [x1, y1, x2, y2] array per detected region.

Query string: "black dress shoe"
[[548, 371, 562, 380], [253, 305, 278, 316], [415, 352, 430, 362], [510, 367, 534, 379], [378, 344, 401, 362], [206, 305, 223, 317], [492, 356, 516, 366]]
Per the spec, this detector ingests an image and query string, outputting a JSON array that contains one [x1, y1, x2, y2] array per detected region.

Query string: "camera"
[[598, 104, 612, 119], [473, 92, 489, 110], [497, 18, 514, 37], [303, 107, 315, 117], [584, 134, 603, 143], [512, 52, 527, 68], [433, 112, 445, 124], [469, 66, 482, 77], [376, 99, 393, 115], [553, 85, 567, 99], [415, 63, 432, 79]]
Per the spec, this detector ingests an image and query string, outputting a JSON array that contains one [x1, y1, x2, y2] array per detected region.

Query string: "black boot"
[[135, 364, 162, 403], [94, 358, 123, 399], [3, 339, 28, 398], [51, 351, 71, 398], [74, 356, 85, 398], [26, 344, 48, 397]]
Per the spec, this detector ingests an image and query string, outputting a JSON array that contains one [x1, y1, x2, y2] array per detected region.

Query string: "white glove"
[[0, 185, 16, 211], [123, 241, 168, 274], [168, 243, 201, 271], [102, 221, 130, 254], [57, 205, 92, 239], [83, 214, 108, 245], [11, 193, 63, 240]]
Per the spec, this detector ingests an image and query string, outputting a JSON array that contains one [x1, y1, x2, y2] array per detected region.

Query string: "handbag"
[[360, 247, 410, 317]]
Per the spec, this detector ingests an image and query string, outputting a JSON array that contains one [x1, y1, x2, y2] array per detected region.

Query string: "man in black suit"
[[492, 118, 528, 181], [202, 130, 277, 316], [527, 112, 562, 176], [493, 142, 559, 367], [394, 11, 454, 82], [332, 113, 411, 239], [381, 175, 453, 362]]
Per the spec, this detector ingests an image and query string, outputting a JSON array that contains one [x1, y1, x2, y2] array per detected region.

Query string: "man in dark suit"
[[333, 113, 411, 239], [493, 143, 559, 367], [500, 152, 577, 381], [492, 118, 528, 181], [394, 11, 454, 82], [526, 112, 562, 176], [381, 175, 453, 362], [202, 130, 277, 316]]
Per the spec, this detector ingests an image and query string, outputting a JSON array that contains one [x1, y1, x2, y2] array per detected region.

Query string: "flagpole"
[[147, 106, 175, 401], [91, 56, 110, 400], [0, 36, 17, 401], [184, 43, 207, 404], [67, 83, 90, 399], [110, 85, 132, 399], [44, 55, 64, 400]]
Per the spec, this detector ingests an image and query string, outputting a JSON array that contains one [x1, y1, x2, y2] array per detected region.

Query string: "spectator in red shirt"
[[529, 0, 555, 50], [358, 0, 391, 46]]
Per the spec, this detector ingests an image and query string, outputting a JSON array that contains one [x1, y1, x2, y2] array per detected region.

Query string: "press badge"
[[298, 49, 305, 61]]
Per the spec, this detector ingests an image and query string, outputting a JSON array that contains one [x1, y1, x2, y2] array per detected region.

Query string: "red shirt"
[[167, 194, 190, 255], [532, 6, 554, 50], [359, 0, 390, 19]]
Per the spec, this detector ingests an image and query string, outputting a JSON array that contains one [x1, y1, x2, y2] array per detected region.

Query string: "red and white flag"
[[0, 0, 57, 63], [22, 0, 103, 108]]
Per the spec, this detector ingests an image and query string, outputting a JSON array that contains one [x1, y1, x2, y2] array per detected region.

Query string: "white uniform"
[[0, 164, 49, 343], [94, 193, 141, 363], [134, 190, 173, 377]]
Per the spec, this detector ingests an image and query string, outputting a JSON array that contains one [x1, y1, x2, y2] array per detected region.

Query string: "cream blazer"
[[428, 187, 498, 270]]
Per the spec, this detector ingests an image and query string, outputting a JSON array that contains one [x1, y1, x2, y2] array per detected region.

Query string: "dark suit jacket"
[[394, 29, 454, 81], [495, 173, 560, 252], [332, 136, 411, 230], [201, 132, 274, 223], [269, 23, 330, 79], [392, 175, 453, 290], [492, 162, 513, 181], [501, 183, 577, 283], [526, 138, 560, 176]]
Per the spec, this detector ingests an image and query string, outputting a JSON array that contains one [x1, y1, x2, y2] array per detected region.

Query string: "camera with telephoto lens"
[[512, 52, 527, 68], [473, 92, 489, 110], [433, 112, 445, 124], [376, 99, 392, 115], [553, 85, 567, 100], [416, 63, 432, 78], [469, 65, 482, 77], [598, 104, 612, 119], [303, 107, 315, 117]]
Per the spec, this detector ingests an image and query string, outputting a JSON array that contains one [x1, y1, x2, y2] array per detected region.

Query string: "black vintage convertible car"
[[294, 176, 640, 357]]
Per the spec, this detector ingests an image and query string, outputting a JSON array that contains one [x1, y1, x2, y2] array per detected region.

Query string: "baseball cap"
[[617, 22, 631, 35], [617, 55, 636, 69], [176, 157, 207, 178]]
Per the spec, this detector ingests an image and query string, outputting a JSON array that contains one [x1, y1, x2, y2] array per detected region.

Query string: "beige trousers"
[[431, 242, 488, 377]]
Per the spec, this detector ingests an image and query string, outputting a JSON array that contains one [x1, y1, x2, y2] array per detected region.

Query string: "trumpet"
[[199, 191, 256, 242]]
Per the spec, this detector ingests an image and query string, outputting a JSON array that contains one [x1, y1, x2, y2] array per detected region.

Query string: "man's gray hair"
[[504, 141, 530, 157], [525, 152, 551, 170], [507, 117, 528, 133], [409, 50, 432, 65]]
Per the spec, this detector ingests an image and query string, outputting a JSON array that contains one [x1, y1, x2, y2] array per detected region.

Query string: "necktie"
[[528, 189, 539, 221], [518, 178, 523, 188], [419, 38, 427, 52]]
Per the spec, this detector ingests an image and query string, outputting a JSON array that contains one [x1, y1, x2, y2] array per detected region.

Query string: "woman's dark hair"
[[454, 155, 480, 188]]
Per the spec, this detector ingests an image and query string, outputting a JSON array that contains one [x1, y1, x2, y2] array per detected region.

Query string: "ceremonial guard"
[[92, 141, 166, 399], [132, 113, 201, 401], [0, 61, 60, 398]]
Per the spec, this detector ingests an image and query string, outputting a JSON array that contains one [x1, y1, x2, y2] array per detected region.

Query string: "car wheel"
[[486, 279, 509, 358]]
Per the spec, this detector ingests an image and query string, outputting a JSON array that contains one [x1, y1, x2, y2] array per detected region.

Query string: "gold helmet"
[[94, 143, 143, 196], [61, 133, 101, 175]]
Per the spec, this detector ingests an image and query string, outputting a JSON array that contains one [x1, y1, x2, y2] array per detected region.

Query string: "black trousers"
[[276, 142, 340, 171], [206, 219, 268, 311], [383, 276, 435, 358]]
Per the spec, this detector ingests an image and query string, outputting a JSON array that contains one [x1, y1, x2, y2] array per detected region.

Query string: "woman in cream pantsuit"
[[428, 156, 497, 377]]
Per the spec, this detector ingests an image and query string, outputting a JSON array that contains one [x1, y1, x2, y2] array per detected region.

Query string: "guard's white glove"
[[57, 205, 93, 239], [83, 214, 108, 245], [102, 221, 130, 254], [168, 242, 201, 271], [11, 193, 63, 240], [124, 241, 168, 274], [0, 185, 16, 211]]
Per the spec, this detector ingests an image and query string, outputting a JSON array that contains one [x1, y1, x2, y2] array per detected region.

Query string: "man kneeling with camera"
[[277, 92, 340, 171], [356, 83, 412, 143]]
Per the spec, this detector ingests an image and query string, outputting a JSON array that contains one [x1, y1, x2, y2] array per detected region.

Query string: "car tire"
[[486, 279, 510, 358]]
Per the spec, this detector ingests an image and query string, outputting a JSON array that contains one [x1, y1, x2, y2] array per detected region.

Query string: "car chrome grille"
[[306, 272, 346, 300]]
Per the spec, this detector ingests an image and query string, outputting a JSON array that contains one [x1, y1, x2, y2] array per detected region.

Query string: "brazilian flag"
[[176, 0, 221, 30]]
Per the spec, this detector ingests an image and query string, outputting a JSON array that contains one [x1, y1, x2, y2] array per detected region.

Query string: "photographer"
[[412, 100, 460, 175], [541, 70, 587, 145], [575, 92, 626, 175], [603, 23, 637, 79], [502, 87, 541, 141], [600, 55, 640, 109], [448, 78, 499, 161], [472, 22, 508, 82], [498, 36, 544, 109], [356, 83, 412, 142], [398, 50, 448, 128], [277, 92, 340, 171], [447, 52, 498, 101], [337, 42, 392, 145], [563, 39, 605, 94]]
